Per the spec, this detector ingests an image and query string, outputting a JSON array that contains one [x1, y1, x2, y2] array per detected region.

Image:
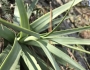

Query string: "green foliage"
[[0, 38, 21, 70], [0, 0, 90, 70]]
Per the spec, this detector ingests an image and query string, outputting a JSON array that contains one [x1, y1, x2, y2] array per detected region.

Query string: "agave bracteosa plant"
[[0, 0, 90, 70]]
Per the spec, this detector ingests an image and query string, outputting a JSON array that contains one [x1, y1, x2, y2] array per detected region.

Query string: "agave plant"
[[0, 0, 90, 70]]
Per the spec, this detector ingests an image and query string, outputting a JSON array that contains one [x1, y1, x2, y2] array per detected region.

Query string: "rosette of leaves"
[[0, 0, 90, 70]]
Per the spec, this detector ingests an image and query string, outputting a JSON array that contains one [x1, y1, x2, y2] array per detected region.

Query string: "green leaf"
[[15, 62, 20, 70], [47, 43, 85, 70], [50, 37, 90, 45], [0, 38, 22, 70], [24, 36, 38, 41], [60, 44, 90, 54], [30, 0, 82, 32], [36, 41, 60, 70], [13, 0, 38, 25], [39, 16, 69, 32], [21, 45, 41, 70], [0, 44, 11, 65], [36, 56, 53, 70], [15, 0, 30, 38], [30, 49, 54, 70], [0, 25, 15, 43], [47, 26, 90, 37], [0, 18, 40, 38], [27, 40, 85, 70], [47, 37, 90, 54], [13, 5, 20, 26]]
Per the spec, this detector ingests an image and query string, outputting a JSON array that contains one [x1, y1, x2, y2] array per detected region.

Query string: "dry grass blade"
[[48, 1, 52, 32]]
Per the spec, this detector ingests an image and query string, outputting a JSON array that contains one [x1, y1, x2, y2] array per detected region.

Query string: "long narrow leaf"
[[30, 49, 54, 70], [15, 0, 30, 38], [13, 5, 20, 26], [60, 44, 90, 54], [24, 39, 60, 70], [25, 40, 85, 70], [36, 41, 60, 70], [0, 45, 11, 65], [0, 18, 40, 38], [50, 37, 90, 45], [47, 26, 90, 37], [0, 38, 22, 70], [36, 56, 53, 70], [21, 45, 41, 70], [49, 37, 90, 54], [39, 16, 69, 32], [47, 43, 85, 70], [30, 0, 82, 32], [13, 0, 38, 25], [0, 25, 15, 43]]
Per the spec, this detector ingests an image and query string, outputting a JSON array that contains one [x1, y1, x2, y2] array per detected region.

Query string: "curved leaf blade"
[[47, 43, 85, 70], [47, 26, 90, 37], [13, 4, 20, 26], [50, 37, 90, 45], [60, 44, 90, 54], [30, 49, 54, 70], [40, 16, 69, 32], [21, 45, 41, 70], [26, 40, 85, 70], [0, 45, 11, 65], [0, 38, 22, 70], [0, 18, 40, 38], [36, 41, 60, 70], [15, 0, 30, 38], [0, 25, 15, 43], [30, 0, 82, 32]]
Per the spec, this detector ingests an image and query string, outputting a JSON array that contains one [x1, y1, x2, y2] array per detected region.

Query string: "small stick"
[[67, 48, 77, 61], [48, 1, 52, 32], [48, 1, 52, 44], [47, 2, 53, 69]]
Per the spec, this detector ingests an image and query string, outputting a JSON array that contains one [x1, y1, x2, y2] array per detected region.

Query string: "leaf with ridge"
[[36, 41, 60, 70], [0, 25, 15, 43], [39, 16, 69, 32], [36, 56, 53, 70], [25, 39, 60, 70], [25, 40, 85, 70], [21, 45, 41, 70], [60, 44, 90, 54], [30, 0, 82, 32], [0, 38, 22, 70], [0, 45, 11, 65], [50, 37, 90, 45], [13, 0, 38, 25], [13, 5, 20, 26], [15, 0, 30, 38], [47, 26, 90, 37], [47, 43, 85, 70], [0, 18, 40, 38], [30, 49, 54, 70]]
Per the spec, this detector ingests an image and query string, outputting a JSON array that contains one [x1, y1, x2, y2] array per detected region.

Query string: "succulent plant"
[[0, 0, 90, 70]]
